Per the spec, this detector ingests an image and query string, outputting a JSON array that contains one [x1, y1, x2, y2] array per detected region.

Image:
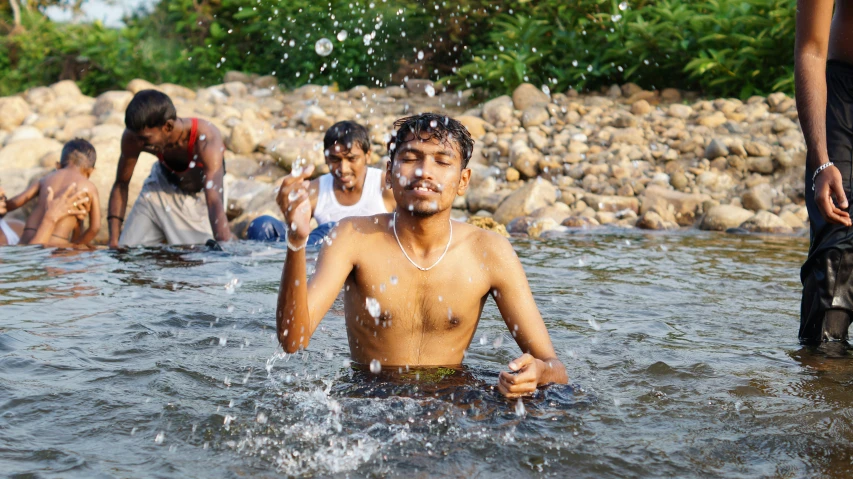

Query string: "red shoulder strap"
[[187, 118, 199, 162]]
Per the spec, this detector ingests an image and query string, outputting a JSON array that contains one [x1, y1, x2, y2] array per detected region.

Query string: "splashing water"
[[619, 1, 629, 10], [424, 85, 436, 97], [515, 399, 526, 417], [588, 318, 602, 331], [369, 359, 381, 374], [291, 163, 304, 177], [336, 30, 348, 42], [365, 297, 381, 318], [315, 38, 333, 57]]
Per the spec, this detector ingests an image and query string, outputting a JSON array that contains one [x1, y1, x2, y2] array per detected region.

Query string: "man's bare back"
[[276, 113, 568, 397], [22, 169, 98, 246]]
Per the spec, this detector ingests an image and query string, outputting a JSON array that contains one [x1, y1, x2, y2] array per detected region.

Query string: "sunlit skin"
[[6, 163, 100, 246], [275, 133, 568, 397], [0, 186, 25, 245], [302, 142, 395, 215], [107, 117, 231, 248], [796, 0, 853, 226]]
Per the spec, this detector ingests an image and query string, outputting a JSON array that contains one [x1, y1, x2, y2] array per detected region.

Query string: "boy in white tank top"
[[247, 121, 395, 245]]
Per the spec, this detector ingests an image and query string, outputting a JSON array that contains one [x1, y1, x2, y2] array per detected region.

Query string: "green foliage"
[[444, 0, 796, 99], [0, 0, 796, 100]]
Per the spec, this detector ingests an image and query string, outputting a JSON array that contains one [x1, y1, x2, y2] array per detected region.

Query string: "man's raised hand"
[[815, 164, 852, 226], [275, 164, 315, 244]]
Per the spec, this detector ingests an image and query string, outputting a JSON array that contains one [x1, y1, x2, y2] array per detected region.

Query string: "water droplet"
[[572, 60, 578, 67], [366, 297, 381, 318], [188, 161, 196, 169], [315, 38, 333, 57], [219, 337, 227, 346], [199, 134, 206, 141], [588, 318, 601, 331], [291, 163, 304, 177], [587, 64, 593, 72], [369, 358, 382, 374], [390, 275, 398, 285], [337, 30, 348, 42], [541, 85, 551, 97], [206, 180, 214, 189], [619, 1, 629, 10], [288, 189, 300, 202], [611, 14, 622, 22], [154, 432, 165, 444], [417, 50, 424, 60], [256, 412, 268, 424], [515, 398, 526, 417], [424, 85, 435, 97]]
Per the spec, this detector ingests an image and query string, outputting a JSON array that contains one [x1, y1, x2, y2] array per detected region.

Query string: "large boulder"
[[50, 80, 83, 99], [0, 139, 63, 171], [0, 96, 31, 130], [700, 204, 755, 231], [482, 95, 514, 125], [509, 141, 540, 178], [4, 126, 44, 146], [493, 178, 557, 225], [126, 79, 157, 94], [521, 104, 550, 128], [640, 185, 710, 226], [227, 121, 273, 155], [92, 91, 133, 118], [26, 87, 56, 111], [56, 115, 98, 142], [456, 115, 487, 139], [260, 136, 324, 171], [741, 183, 776, 211], [582, 193, 639, 214], [636, 210, 679, 230], [159, 83, 197, 100], [512, 83, 550, 111], [739, 211, 794, 234]]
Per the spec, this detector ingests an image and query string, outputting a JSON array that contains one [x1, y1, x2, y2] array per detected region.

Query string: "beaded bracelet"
[[812, 162, 835, 191]]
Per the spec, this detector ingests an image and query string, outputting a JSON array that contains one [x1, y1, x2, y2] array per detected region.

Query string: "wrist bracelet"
[[108, 215, 124, 223], [812, 162, 836, 191], [286, 235, 307, 252]]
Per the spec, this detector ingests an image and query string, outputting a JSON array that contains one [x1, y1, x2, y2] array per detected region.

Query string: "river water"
[[1, 230, 850, 478]]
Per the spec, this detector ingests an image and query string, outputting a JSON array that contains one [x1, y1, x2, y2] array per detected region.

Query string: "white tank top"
[[0, 218, 20, 246], [314, 167, 387, 225]]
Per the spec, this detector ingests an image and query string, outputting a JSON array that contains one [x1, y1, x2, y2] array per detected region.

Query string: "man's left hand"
[[498, 353, 543, 398]]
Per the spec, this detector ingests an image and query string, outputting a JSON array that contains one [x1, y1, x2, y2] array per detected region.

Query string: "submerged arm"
[[488, 235, 568, 396]]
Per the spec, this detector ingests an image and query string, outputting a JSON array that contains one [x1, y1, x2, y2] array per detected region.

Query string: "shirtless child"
[[6, 139, 100, 246], [276, 113, 568, 397]]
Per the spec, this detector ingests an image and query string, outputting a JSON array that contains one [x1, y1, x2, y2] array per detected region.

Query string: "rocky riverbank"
[[0, 72, 809, 242]]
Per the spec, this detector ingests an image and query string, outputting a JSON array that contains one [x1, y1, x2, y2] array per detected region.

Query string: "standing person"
[[275, 113, 567, 397], [797, 0, 853, 344], [107, 90, 231, 247], [247, 121, 395, 245]]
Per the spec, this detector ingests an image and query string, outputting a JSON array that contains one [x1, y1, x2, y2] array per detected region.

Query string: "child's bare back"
[[23, 170, 97, 245], [9, 139, 101, 246]]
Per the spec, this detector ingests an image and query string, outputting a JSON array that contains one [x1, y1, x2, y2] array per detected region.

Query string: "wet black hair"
[[387, 113, 474, 168], [60, 138, 97, 169], [124, 89, 177, 132], [323, 120, 371, 155]]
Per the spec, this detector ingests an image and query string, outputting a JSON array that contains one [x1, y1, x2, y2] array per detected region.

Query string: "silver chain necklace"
[[392, 211, 453, 271]]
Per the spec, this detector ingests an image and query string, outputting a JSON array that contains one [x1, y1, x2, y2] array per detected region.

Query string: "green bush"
[[0, 0, 796, 100], [443, 0, 796, 99]]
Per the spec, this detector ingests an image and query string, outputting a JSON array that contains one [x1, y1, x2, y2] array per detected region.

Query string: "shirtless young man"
[[276, 113, 568, 397], [247, 121, 395, 244], [107, 90, 231, 247], [796, 1, 853, 343], [6, 139, 100, 246]]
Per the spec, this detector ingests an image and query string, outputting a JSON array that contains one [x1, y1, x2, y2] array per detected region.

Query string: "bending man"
[[107, 90, 231, 247], [276, 113, 568, 397], [797, 0, 853, 344]]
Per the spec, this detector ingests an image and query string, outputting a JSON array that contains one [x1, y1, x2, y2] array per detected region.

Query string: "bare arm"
[[199, 132, 232, 242], [6, 181, 40, 212], [795, 0, 850, 225], [108, 131, 141, 248], [29, 185, 89, 246], [76, 188, 101, 245], [275, 164, 356, 353], [488, 235, 568, 397]]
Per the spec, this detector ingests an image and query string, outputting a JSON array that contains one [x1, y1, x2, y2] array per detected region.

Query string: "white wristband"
[[286, 235, 306, 252]]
